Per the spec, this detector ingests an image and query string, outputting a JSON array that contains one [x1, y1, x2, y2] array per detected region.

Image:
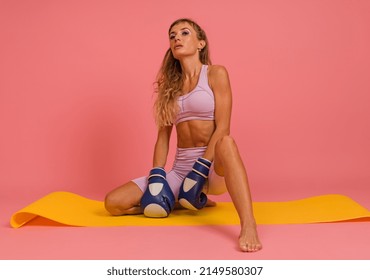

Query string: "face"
[[169, 22, 205, 59]]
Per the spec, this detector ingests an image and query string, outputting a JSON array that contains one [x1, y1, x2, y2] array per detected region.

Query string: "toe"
[[239, 240, 262, 253], [240, 243, 249, 252], [205, 199, 217, 207]]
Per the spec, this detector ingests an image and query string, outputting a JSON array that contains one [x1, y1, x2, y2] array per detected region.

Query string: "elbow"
[[216, 126, 230, 137], [219, 123, 230, 135]]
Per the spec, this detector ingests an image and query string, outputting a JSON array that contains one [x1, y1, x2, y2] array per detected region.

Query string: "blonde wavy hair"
[[153, 18, 211, 127]]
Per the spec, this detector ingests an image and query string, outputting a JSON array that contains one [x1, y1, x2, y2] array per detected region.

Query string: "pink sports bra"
[[175, 65, 215, 125]]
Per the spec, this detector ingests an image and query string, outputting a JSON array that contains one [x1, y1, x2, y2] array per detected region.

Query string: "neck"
[[179, 57, 203, 79]]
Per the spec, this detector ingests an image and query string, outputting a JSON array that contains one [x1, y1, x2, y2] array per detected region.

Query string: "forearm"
[[152, 140, 169, 168], [152, 125, 173, 168], [202, 127, 230, 162]]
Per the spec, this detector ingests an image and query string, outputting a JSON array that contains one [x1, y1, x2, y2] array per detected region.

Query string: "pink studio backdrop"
[[1, 0, 370, 208]]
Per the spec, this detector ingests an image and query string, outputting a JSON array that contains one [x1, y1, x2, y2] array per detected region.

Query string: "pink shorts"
[[132, 146, 226, 199]]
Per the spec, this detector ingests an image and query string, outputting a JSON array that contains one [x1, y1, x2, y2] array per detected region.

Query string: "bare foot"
[[175, 198, 217, 209], [122, 206, 142, 215], [205, 198, 217, 207], [239, 224, 262, 252]]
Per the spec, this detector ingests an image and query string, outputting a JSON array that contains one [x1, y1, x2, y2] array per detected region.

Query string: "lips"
[[174, 44, 183, 49]]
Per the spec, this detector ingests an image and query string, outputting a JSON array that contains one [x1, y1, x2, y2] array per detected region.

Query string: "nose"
[[174, 33, 181, 41]]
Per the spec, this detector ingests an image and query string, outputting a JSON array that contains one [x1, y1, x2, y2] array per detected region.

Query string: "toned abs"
[[176, 120, 215, 148]]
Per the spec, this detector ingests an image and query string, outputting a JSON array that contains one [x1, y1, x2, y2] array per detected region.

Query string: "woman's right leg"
[[104, 181, 144, 215]]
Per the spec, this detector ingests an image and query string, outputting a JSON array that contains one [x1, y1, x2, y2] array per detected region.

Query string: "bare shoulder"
[[208, 65, 231, 90], [208, 64, 229, 79]]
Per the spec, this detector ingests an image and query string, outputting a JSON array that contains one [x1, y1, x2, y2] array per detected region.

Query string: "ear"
[[198, 40, 206, 49]]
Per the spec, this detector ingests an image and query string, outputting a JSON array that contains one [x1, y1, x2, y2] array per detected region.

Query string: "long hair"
[[153, 18, 211, 127]]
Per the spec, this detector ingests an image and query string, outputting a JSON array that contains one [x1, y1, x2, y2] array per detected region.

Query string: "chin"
[[172, 51, 193, 60]]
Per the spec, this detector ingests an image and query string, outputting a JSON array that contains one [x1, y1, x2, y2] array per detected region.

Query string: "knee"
[[104, 192, 126, 216], [215, 135, 237, 155]]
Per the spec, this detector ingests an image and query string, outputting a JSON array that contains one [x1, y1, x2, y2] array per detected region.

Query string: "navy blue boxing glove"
[[178, 157, 212, 210], [140, 167, 175, 218]]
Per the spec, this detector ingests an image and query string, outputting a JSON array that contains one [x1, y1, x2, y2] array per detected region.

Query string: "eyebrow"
[[169, 27, 191, 35]]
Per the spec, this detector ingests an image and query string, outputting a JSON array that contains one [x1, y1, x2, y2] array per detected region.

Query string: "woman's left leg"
[[212, 135, 262, 252]]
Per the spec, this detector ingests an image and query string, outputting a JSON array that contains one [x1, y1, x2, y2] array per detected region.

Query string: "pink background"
[[1, 0, 370, 259]]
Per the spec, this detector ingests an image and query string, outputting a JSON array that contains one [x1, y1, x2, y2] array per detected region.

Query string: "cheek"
[[185, 37, 198, 48]]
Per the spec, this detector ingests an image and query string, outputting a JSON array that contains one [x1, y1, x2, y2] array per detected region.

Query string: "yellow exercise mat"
[[10, 192, 370, 228]]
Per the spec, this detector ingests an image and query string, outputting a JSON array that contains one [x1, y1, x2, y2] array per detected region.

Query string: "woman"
[[105, 18, 262, 252]]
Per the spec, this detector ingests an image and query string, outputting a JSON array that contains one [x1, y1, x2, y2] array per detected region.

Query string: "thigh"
[[205, 164, 227, 195], [166, 170, 184, 199], [133, 172, 184, 200], [106, 180, 143, 207]]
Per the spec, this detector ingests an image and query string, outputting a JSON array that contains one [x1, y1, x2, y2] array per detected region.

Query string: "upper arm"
[[208, 65, 232, 134]]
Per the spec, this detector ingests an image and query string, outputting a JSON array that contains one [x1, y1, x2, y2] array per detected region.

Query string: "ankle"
[[241, 219, 257, 229]]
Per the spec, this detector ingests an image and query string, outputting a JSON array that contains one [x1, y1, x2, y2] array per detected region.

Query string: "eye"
[[169, 34, 175, 40], [181, 30, 190, 36]]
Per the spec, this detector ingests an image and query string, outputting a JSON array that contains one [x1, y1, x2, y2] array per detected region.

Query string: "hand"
[[140, 167, 175, 218], [178, 157, 212, 210]]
